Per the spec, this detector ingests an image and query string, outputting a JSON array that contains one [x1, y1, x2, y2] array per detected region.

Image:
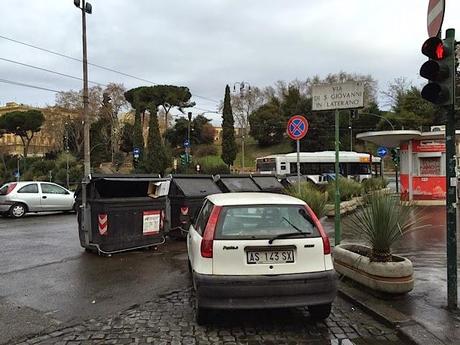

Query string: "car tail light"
[[304, 205, 331, 255], [200, 205, 222, 258], [6, 183, 17, 195]]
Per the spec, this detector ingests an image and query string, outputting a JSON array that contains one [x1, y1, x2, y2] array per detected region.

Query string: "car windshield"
[[215, 204, 320, 239]]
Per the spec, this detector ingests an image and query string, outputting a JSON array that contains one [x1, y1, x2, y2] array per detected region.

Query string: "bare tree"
[[381, 77, 412, 110]]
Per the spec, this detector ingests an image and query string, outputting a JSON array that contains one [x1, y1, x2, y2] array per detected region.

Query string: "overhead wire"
[[0, 57, 106, 86], [0, 78, 60, 93], [0, 34, 220, 103]]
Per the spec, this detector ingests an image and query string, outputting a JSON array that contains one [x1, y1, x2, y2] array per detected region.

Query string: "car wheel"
[[195, 305, 209, 325], [9, 203, 27, 218], [309, 303, 332, 320]]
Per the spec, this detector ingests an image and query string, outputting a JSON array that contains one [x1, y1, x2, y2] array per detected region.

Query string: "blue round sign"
[[377, 146, 388, 157], [183, 139, 190, 148]]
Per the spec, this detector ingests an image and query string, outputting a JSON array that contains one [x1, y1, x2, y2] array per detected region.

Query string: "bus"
[[255, 151, 382, 184]]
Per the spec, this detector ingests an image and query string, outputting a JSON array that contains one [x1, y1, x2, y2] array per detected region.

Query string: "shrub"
[[286, 182, 328, 219], [326, 177, 363, 202], [29, 160, 55, 177], [199, 163, 230, 175], [362, 177, 388, 193]]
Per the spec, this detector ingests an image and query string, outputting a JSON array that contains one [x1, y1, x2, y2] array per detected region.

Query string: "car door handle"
[[42, 196, 47, 199]]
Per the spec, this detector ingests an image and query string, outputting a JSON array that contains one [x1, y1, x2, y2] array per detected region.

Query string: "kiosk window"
[[420, 157, 441, 175]]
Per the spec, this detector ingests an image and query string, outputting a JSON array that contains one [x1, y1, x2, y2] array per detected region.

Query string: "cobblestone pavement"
[[15, 288, 408, 345]]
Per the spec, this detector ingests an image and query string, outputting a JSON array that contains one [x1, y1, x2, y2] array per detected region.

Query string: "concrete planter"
[[325, 196, 363, 217], [333, 244, 414, 294], [325, 188, 391, 217]]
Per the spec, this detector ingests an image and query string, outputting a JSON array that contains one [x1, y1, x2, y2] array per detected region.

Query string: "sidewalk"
[[325, 205, 460, 345], [337, 279, 459, 345]]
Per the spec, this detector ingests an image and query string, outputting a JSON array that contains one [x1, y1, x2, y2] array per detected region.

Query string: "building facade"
[[0, 102, 79, 156]]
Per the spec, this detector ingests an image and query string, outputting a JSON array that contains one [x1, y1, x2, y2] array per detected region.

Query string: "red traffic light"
[[422, 37, 449, 60]]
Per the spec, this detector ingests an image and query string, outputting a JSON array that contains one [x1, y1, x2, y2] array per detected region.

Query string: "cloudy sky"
[[0, 0, 458, 123]]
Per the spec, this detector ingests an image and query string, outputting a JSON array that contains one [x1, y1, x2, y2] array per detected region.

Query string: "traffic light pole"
[[445, 28, 457, 310], [334, 108, 341, 245]]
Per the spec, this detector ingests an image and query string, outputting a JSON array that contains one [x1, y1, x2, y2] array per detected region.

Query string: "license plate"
[[246, 250, 295, 264]]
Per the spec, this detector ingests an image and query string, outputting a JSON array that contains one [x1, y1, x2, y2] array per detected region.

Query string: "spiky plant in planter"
[[334, 192, 420, 294], [348, 191, 416, 262]]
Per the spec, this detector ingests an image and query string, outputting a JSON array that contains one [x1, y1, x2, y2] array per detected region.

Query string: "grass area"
[[196, 155, 226, 166], [234, 137, 293, 171]]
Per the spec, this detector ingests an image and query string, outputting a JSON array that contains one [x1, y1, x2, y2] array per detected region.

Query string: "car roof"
[[1, 181, 68, 188], [207, 192, 305, 206]]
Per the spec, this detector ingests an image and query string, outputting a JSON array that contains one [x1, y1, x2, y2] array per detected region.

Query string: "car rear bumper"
[[193, 270, 337, 309]]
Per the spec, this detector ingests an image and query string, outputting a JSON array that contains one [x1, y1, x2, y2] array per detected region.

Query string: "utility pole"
[[186, 111, 192, 173], [74, 0, 92, 247], [65, 122, 70, 189]]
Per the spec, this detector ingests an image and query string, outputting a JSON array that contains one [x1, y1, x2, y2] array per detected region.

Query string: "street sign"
[[286, 115, 309, 140], [183, 139, 190, 148], [133, 147, 140, 158], [312, 81, 364, 111], [427, 0, 445, 37], [13, 170, 20, 178], [377, 146, 388, 157]]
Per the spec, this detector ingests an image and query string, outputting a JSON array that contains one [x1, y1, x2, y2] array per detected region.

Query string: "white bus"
[[255, 151, 382, 184]]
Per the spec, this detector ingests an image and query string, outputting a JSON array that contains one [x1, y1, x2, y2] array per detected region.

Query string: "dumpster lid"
[[251, 175, 284, 191], [172, 175, 221, 197], [90, 173, 165, 182], [216, 175, 261, 192]]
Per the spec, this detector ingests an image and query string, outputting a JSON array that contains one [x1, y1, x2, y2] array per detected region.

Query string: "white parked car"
[[187, 192, 337, 324], [0, 181, 76, 218]]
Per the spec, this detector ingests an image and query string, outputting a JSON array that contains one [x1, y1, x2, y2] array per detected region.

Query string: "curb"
[[338, 281, 446, 345]]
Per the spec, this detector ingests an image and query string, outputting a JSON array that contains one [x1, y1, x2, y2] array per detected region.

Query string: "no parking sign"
[[287, 115, 309, 140]]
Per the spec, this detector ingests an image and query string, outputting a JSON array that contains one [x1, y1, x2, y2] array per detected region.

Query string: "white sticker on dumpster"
[[143, 210, 161, 235]]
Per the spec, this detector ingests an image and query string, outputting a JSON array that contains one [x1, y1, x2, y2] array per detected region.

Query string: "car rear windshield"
[[215, 204, 320, 240]]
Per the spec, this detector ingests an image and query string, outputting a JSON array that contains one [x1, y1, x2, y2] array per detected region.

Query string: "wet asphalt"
[[0, 213, 189, 344]]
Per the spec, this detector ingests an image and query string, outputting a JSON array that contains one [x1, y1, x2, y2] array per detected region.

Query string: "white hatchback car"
[[0, 181, 75, 218], [187, 192, 337, 324]]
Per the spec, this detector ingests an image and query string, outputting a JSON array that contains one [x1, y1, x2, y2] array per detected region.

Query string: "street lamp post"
[[74, 0, 92, 247], [233, 81, 251, 173], [349, 111, 395, 151]]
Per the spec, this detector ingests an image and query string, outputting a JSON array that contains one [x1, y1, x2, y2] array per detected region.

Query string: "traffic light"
[[420, 34, 456, 105], [390, 148, 399, 167], [180, 154, 186, 166]]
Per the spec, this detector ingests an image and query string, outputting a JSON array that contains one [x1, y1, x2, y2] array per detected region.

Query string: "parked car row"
[[0, 181, 76, 218]]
